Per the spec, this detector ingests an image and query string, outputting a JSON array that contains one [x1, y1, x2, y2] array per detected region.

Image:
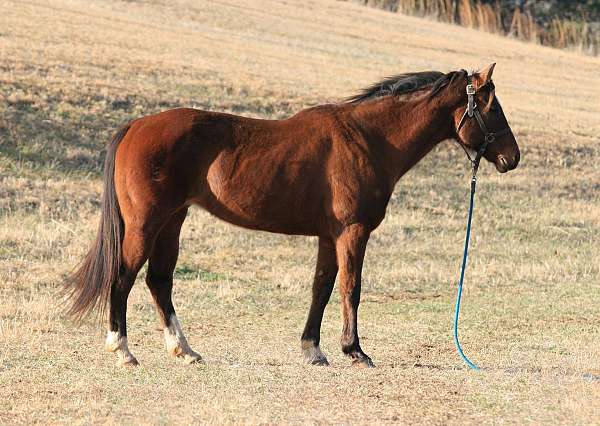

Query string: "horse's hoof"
[[118, 356, 139, 367], [183, 352, 204, 365], [352, 357, 375, 368], [309, 356, 330, 366], [169, 345, 204, 365], [302, 341, 329, 366]]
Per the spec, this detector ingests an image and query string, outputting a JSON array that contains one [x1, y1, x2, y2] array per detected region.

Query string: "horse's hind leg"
[[145, 208, 202, 364], [105, 225, 155, 366], [300, 237, 338, 365]]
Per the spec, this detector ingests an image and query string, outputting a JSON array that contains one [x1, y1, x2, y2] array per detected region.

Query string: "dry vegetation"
[[1, 0, 600, 424], [360, 0, 600, 55]]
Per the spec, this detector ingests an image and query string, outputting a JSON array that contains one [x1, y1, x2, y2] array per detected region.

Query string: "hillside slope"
[[1, 0, 599, 424]]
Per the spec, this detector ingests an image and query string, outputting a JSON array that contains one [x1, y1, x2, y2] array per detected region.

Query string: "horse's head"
[[452, 63, 520, 173]]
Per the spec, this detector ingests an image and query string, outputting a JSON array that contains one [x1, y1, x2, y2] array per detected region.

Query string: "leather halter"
[[455, 72, 511, 175]]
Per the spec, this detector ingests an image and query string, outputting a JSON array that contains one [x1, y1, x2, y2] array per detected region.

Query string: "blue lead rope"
[[451, 71, 509, 371], [453, 175, 481, 371]]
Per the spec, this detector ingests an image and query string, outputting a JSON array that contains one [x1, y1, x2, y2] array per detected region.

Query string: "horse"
[[65, 63, 520, 367]]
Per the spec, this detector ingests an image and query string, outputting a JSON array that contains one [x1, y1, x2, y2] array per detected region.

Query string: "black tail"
[[64, 124, 130, 320]]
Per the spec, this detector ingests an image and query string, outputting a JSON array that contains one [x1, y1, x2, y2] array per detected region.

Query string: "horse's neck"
[[351, 94, 454, 184]]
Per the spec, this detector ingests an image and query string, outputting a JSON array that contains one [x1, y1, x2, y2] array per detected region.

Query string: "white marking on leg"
[[164, 314, 202, 364], [301, 340, 329, 365], [105, 331, 138, 366]]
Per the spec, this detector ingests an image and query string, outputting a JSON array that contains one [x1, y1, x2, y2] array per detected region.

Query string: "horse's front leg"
[[300, 237, 338, 365], [335, 223, 374, 367]]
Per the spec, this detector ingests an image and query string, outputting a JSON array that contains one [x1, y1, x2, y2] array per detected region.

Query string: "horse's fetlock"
[[301, 339, 319, 350], [341, 341, 359, 355]]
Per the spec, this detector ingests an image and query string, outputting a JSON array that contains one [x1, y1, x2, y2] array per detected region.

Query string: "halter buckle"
[[484, 133, 495, 144], [466, 84, 475, 95]]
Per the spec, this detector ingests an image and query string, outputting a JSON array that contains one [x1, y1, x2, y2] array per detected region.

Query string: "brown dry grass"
[[1, 0, 600, 424], [362, 0, 600, 55]]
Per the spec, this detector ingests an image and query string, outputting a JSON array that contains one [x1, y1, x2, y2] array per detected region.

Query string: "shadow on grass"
[[0, 84, 301, 178], [174, 264, 229, 282], [0, 95, 180, 177]]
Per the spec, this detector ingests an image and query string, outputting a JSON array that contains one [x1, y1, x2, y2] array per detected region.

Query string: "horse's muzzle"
[[495, 153, 519, 173]]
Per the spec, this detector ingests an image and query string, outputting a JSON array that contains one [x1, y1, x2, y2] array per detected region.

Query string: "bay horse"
[[65, 63, 519, 367]]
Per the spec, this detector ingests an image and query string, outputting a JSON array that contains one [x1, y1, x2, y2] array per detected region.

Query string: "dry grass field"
[[1, 0, 600, 424]]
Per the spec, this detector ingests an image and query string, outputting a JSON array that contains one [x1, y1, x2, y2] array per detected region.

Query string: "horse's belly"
[[202, 200, 319, 235], [197, 154, 323, 235]]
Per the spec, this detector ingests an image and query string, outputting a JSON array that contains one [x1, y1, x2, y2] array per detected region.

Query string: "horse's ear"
[[474, 63, 496, 88]]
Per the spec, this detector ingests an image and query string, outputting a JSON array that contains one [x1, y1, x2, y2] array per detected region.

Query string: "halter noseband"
[[455, 71, 511, 176]]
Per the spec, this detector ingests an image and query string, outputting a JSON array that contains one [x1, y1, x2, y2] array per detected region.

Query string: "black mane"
[[346, 69, 467, 103]]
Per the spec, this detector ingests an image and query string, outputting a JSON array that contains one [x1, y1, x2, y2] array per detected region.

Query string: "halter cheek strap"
[[455, 72, 511, 176]]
